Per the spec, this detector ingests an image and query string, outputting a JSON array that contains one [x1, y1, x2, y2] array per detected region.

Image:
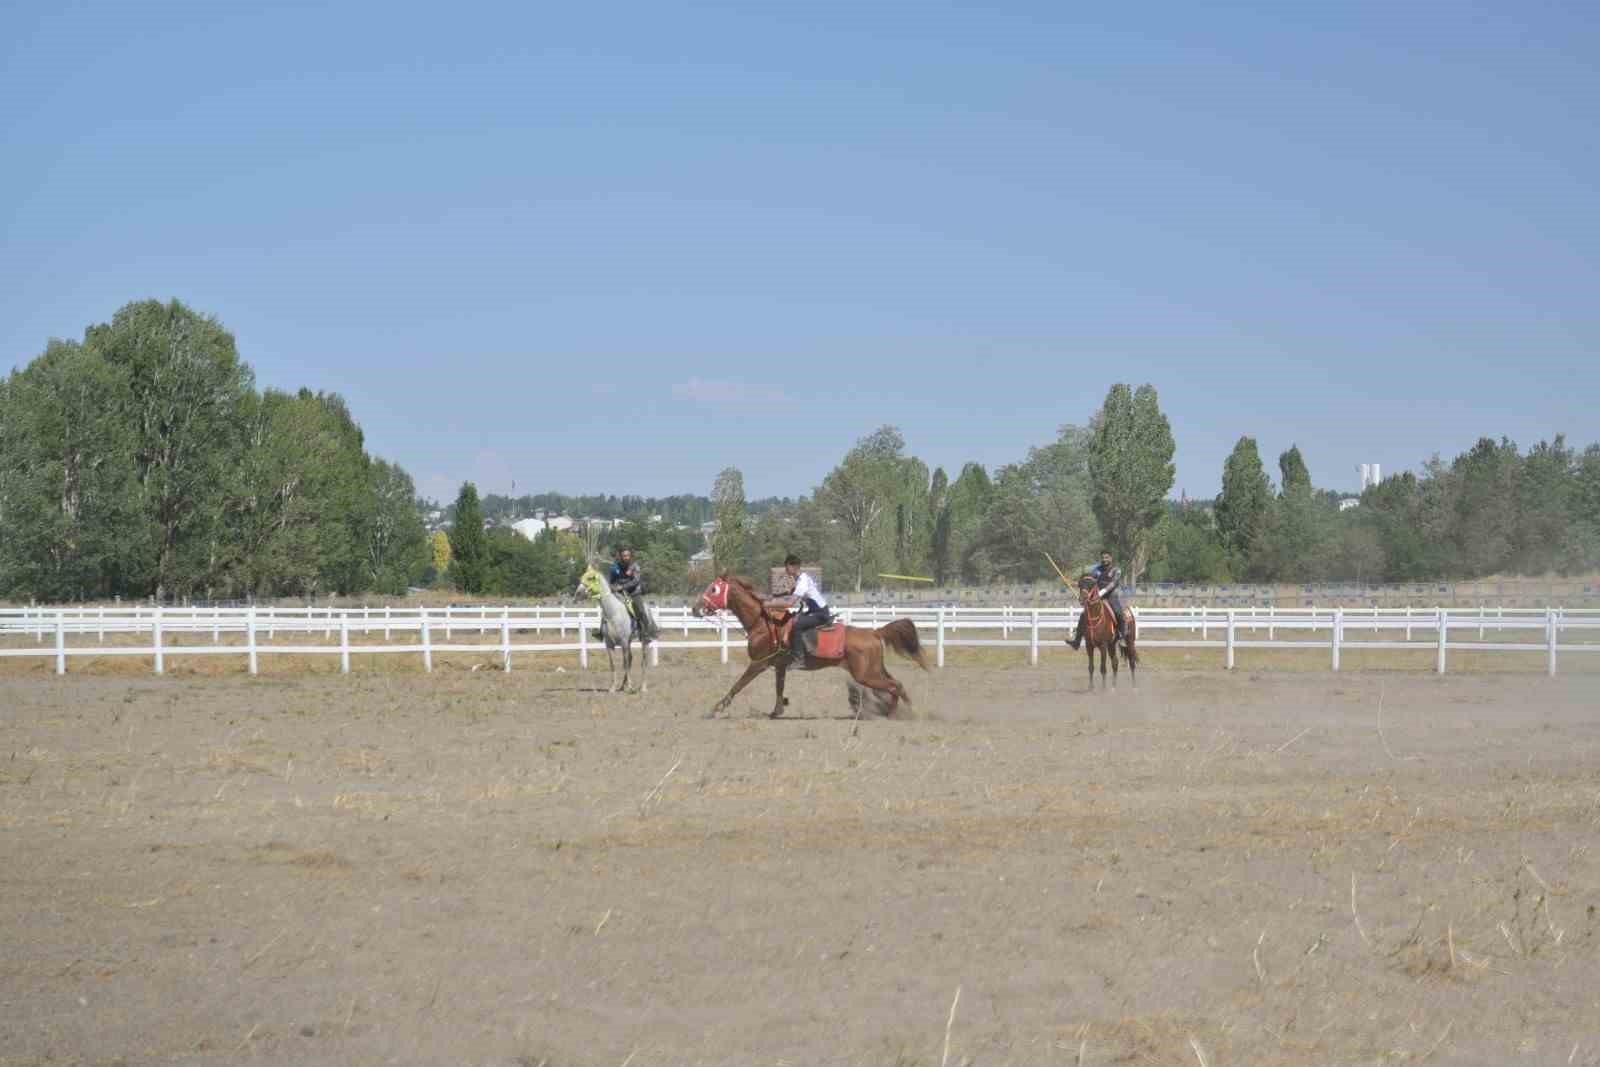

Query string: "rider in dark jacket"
[[608, 547, 657, 640], [1068, 550, 1127, 650]]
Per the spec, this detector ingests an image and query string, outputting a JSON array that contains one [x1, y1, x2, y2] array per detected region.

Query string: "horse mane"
[[720, 573, 765, 600]]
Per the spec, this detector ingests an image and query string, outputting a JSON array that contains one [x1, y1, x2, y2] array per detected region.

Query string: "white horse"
[[574, 564, 658, 693]]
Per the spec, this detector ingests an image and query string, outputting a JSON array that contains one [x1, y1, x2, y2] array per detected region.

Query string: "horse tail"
[[875, 618, 929, 670], [1124, 615, 1139, 668]]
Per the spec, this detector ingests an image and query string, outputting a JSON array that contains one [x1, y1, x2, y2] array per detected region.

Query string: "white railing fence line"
[[2, 603, 1597, 677]]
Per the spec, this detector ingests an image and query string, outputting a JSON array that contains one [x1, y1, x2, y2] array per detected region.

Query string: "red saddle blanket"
[[812, 623, 847, 659], [782, 620, 848, 660]]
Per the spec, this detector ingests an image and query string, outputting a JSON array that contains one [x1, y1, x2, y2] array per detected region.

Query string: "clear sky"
[[3, 1, 1595, 504]]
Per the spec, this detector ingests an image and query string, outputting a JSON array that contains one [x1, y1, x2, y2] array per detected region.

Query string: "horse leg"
[[620, 638, 632, 693], [1085, 645, 1095, 690], [771, 663, 789, 719], [1100, 645, 1108, 689], [708, 660, 770, 718], [606, 641, 619, 692], [630, 630, 643, 697], [1110, 643, 1119, 690]]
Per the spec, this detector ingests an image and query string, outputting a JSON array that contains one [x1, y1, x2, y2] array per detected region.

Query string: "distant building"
[[511, 515, 575, 540], [1339, 498, 1361, 512]]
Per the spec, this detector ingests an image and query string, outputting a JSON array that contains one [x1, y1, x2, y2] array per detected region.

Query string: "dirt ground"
[[3, 660, 1599, 1066]]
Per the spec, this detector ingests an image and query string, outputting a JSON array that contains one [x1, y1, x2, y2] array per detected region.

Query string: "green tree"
[[1214, 436, 1272, 565], [1278, 444, 1311, 496], [1147, 504, 1230, 582], [1087, 384, 1175, 578], [1450, 437, 1520, 576], [449, 482, 488, 593], [364, 459, 430, 594], [86, 299, 253, 600], [711, 467, 747, 572], [818, 426, 905, 591], [983, 427, 1100, 582], [0, 341, 149, 599]]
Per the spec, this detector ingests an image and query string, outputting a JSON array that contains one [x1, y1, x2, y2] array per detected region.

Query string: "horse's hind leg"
[[1111, 645, 1119, 690], [1085, 648, 1095, 690]]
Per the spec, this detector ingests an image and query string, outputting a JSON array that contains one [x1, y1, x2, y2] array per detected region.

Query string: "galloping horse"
[[575, 564, 658, 693], [692, 575, 927, 718], [1070, 574, 1138, 689]]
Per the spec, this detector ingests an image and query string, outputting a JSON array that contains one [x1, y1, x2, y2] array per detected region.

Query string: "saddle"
[[776, 617, 848, 660]]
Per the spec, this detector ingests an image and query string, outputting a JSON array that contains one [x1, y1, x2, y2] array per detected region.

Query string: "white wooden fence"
[[2, 603, 1597, 677]]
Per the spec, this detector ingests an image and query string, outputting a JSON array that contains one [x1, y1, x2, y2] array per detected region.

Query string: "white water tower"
[[1358, 463, 1382, 490]]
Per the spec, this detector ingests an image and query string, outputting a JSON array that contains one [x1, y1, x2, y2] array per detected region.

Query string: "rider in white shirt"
[[772, 553, 830, 666]]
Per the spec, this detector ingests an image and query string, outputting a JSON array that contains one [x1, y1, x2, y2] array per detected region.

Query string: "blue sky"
[[3, 1, 1595, 504]]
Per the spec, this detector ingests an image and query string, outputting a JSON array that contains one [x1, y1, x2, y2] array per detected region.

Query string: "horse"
[[574, 564, 659, 693], [692, 574, 927, 719], [1068, 574, 1138, 690]]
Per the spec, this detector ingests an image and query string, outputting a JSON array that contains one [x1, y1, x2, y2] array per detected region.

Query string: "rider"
[[608, 547, 658, 641], [1069, 549, 1127, 650], [770, 554, 830, 667]]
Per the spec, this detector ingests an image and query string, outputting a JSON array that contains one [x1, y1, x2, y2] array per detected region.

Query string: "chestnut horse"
[[693, 575, 927, 718], [1070, 574, 1138, 689]]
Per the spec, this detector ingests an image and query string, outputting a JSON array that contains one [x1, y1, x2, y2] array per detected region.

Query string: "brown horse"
[[1068, 574, 1138, 689], [693, 575, 927, 718]]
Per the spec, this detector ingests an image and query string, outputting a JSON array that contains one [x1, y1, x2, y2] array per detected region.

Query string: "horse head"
[[692, 575, 732, 617], [575, 565, 606, 601], [1076, 575, 1098, 603]]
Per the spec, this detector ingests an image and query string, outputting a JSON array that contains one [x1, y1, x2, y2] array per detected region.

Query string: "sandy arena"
[[2, 659, 1598, 1065]]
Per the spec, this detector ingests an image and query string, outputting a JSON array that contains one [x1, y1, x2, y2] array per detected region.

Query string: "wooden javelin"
[[878, 573, 934, 582]]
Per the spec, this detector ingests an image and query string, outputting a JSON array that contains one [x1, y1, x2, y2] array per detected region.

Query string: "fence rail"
[[3, 603, 1597, 677]]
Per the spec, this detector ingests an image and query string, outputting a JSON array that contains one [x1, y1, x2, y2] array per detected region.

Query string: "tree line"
[[9, 302, 1594, 604], [705, 389, 1598, 592], [0, 300, 430, 602]]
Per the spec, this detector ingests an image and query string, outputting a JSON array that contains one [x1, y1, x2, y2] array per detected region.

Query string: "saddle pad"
[[813, 623, 847, 660]]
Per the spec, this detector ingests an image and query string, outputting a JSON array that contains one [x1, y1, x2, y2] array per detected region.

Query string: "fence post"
[[1225, 609, 1235, 670], [579, 613, 590, 670], [421, 611, 433, 673], [650, 634, 659, 667], [719, 614, 729, 665], [501, 616, 512, 673], [1268, 604, 1275, 641], [339, 618, 350, 674], [1029, 610, 1039, 666], [1478, 603, 1485, 640], [1547, 608, 1557, 677], [1001, 605, 1010, 639], [1332, 606, 1343, 671], [1404, 606, 1412, 642], [385, 605, 392, 640], [247, 607, 259, 675], [936, 606, 946, 669], [445, 604, 452, 639], [55, 615, 66, 675], [1436, 608, 1448, 674], [98, 606, 105, 643], [1201, 608, 1208, 641], [324, 607, 332, 639], [152, 606, 164, 675]]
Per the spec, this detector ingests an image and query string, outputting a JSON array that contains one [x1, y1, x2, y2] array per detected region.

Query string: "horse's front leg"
[[606, 639, 619, 692], [635, 629, 648, 694], [770, 663, 789, 718], [708, 660, 770, 718], [1086, 647, 1095, 691], [1110, 644, 1119, 690]]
